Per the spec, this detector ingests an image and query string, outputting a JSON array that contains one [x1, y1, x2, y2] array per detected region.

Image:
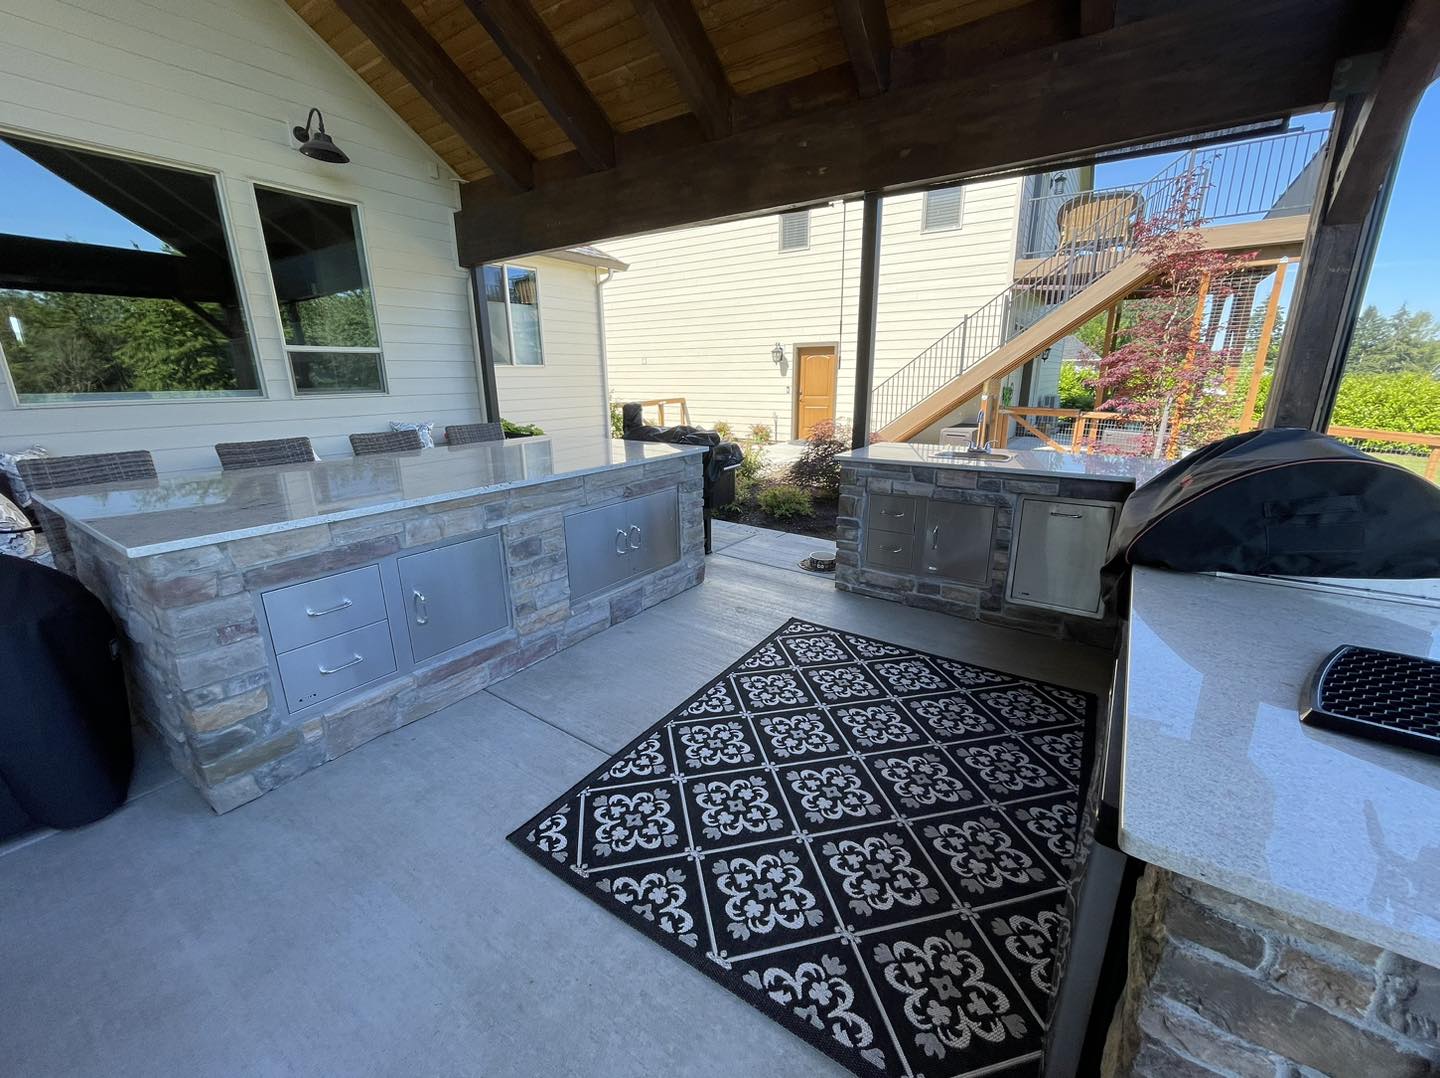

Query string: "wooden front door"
[[794, 347, 838, 439]]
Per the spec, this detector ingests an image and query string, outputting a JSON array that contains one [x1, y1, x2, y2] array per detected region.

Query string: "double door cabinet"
[[564, 487, 680, 601], [863, 492, 1116, 617]]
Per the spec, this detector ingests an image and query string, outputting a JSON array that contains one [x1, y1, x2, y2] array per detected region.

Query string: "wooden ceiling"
[[288, 0, 1034, 183]]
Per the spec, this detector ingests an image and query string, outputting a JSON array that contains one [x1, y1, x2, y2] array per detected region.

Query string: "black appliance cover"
[[1105, 428, 1440, 578], [0, 556, 133, 832]]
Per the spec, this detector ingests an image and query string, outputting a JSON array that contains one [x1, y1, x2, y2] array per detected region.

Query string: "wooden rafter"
[[1079, 0, 1116, 35], [459, 0, 616, 171], [456, 0, 1352, 263], [833, 0, 892, 97], [629, 0, 735, 140], [1327, 0, 1440, 225], [333, 0, 534, 190]]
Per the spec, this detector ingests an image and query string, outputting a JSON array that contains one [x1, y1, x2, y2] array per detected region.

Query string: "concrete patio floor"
[[0, 555, 1110, 1078]]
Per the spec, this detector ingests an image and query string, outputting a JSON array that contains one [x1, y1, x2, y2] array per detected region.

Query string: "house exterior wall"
[[600, 179, 1025, 441], [491, 256, 610, 456], [0, 0, 488, 473]]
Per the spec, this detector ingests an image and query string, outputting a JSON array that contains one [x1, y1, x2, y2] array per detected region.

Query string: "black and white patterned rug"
[[508, 619, 1091, 1078]]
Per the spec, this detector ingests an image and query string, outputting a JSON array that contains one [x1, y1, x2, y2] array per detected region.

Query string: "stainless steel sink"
[[935, 448, 1015, 462]]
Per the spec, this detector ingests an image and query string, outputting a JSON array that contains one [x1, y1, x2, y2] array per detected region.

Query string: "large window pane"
[[482, 265, 512, 365], [254, 185, 384, 394], [507, 266, 543, 366], [0, 134, 258, 402]]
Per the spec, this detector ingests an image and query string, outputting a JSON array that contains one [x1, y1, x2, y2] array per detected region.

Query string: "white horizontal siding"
[[0, 0, 490, 473], [492, 256, 609, 457], [601, 181, 1023, 440]]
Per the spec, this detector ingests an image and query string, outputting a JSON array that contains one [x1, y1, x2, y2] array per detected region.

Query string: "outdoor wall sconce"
[[292, 108, 349, 164], [771, 343, 786, 365]]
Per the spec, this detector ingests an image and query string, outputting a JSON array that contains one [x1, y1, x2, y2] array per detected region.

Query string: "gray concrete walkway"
[[710, 520, 837, 575], [0, 556, 1109, 1078]]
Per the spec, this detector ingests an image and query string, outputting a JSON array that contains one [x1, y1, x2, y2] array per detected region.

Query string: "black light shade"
[[292, 108, 349, 164]]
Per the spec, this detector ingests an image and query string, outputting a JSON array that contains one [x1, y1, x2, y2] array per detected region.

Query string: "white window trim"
[[922, 187, 965, 233], [778, 210, 811, 252], [252, 181, 390, 398], [486, 262, 546, 368], [0, 124, 265, 409]]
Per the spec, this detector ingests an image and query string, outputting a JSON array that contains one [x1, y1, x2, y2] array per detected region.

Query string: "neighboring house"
[[0, 0, 608, 475], [600, 170, 1082, 442]]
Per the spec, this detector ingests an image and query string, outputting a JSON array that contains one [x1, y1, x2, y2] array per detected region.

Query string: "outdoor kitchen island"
[[34, 438, 707, 812]]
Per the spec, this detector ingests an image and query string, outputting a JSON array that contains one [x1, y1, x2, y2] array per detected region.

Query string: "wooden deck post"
[[1240, 260, 1288, 431]]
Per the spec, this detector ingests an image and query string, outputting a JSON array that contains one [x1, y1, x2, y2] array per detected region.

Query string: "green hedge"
[[1253, 371, 1440, 454]]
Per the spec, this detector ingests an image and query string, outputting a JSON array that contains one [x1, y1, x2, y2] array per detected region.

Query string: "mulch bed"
[[722, 495, 839, 542]]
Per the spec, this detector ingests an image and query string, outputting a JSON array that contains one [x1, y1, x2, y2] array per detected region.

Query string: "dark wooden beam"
[[460, 0, 615, 171], [456, 0, 1354, 263], [851, 192, 883, 447], [1327, 0, 1440, 225], [0, 235, 235, 302], [630, 0, 734, 139], [334, 0, 534, 190], [833, 0, 892, 97], [1079, 0, 1116, 34]]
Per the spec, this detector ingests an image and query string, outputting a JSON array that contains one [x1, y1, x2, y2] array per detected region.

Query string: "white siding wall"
[[0, 0, 489, 473], [601, 179, 1024, 441], [492, 256, 609, 455]]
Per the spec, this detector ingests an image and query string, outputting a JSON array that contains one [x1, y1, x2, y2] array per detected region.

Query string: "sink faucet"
[[971, 409, 984, 451]]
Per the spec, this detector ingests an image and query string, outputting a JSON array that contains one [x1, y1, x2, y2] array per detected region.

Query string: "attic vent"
[[923, 187, 964, 231], [779, 210, 810, 251]]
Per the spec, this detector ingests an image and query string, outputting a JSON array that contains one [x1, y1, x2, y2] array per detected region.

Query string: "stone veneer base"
[[834, 462, 1133, 648], [72, 455, 706, 813]]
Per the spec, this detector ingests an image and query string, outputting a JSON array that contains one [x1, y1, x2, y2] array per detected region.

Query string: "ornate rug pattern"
[[508, 619, 1091, 1077]]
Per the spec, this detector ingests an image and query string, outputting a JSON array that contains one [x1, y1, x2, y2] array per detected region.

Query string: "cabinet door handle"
[[615, 529, 629, 555], [926, 565, 941, 573], [318, 654, 363, 675], [629, 524, 642, 550], [1049, 510, 1085, 519], [305, 597, 353, 617], [929, 524, 940, 551], [412, 589, 429, 625]]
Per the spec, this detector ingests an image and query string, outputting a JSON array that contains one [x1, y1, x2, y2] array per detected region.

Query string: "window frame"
[[778, 209, 811, 252], [922, 186, 965, 233], [481, 262, 546, 368], [251, 181, 389, 399], [0, 125, 264, 410]]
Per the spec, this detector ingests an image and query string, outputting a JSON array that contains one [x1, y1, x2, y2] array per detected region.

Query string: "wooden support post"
[[1240, 259, 1288, 430], [851, 193, 883, 449]]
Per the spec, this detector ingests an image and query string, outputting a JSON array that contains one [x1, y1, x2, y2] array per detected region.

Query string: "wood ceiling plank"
[[459, 0, 617, 169], [333, 0, 534, 188]]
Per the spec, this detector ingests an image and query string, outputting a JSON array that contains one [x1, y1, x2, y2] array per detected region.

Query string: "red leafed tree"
[[1090, 171, 1256, 457]]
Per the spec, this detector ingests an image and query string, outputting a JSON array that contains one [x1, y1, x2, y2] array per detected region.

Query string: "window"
[[254, 186, 384, 394], [481, 264, 544, 366], [922, 187, 964, 231], [779, 210, 810, 251], [0, 133, 258, 403]]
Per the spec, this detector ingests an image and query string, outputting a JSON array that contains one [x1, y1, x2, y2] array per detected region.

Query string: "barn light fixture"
[[292, 109, 349, 164]]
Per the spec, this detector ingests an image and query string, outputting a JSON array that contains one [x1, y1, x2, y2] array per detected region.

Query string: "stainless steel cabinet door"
[[1007, 497, 1116, 616], [919, 501, 996, 584], [397, 535, 510, 661], [566, 499, 635, 601], [624, 488, 680, 575]]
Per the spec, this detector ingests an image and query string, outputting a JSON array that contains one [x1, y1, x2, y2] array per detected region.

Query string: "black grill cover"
[[1105, 428, 1440, 578], [0, 556, 132, 831]]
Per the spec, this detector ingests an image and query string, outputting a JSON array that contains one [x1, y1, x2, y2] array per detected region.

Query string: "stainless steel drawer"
[[867, 494, 919, 535], [262, 564, 387, 654], [397, 535, 510, 662], [1007, 497, 1117, 617], [865, 532, 916, 571], [919, 502, 995, 585], [276, 619, 396, 713]]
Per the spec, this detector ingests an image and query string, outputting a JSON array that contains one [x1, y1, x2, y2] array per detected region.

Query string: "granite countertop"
[[1122, 567, 1440, 965], [34, 438, 705, 559], [837, 442, 1167, 485]]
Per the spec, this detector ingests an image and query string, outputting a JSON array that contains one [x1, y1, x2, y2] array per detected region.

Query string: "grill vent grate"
[[1302, 645, 1440, 756]]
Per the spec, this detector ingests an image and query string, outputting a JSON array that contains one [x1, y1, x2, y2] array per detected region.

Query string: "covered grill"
[[1106, 428, 1440, 579], [621, 403, 743, 554]]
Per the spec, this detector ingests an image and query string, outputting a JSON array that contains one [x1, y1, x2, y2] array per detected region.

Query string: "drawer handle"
[[880, 509, 906, 518], [628, 524, 642, 550], [926, 565, 941, 572], [305, 597, 353, 617], [412, 588, 429, 625], [615, 529, 629, 555], [318, 654, 363, 676], [1049, 510, 1085, 519], [883, 544, 905, 554]]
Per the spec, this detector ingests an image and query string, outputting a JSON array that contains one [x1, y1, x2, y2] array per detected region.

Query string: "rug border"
[[505, 616, 1098, 1078]]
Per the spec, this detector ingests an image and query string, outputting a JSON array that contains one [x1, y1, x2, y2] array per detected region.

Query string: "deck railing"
[[870, 128, 1329, 433]]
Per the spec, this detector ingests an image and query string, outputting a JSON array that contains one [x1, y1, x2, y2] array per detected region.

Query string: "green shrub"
[[610, 402, 624, 438], [749, 423, 773, 444], [501, 419, 545, 437], [1057, 362, 1096, 410], [788, 420, 849, 495], [737, 442, 767, 484], [758, 484, 814, 520], [712, 420, 735, 441], [1253, 370, 1440, 455]]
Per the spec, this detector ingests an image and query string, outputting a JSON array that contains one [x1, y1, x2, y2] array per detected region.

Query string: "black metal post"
[[470, 266, 503, 422], [851, 191, 883, 449]]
